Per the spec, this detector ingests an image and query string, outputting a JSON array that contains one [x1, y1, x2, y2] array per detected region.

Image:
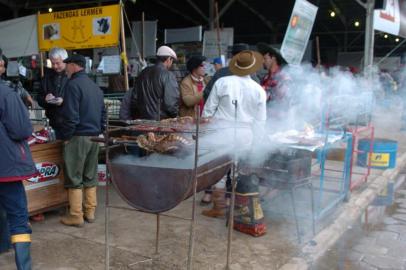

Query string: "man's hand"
[[53, 97, 63, 106], [46, 93, 63, 106], [45, 93, 55, 101], [26, 95, 34, 107]]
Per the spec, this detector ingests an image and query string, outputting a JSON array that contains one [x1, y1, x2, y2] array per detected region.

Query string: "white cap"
[[156, 46, 177, 60]]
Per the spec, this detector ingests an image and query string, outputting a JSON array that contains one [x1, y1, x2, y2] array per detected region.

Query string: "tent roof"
[[0, 0, 403, 62]]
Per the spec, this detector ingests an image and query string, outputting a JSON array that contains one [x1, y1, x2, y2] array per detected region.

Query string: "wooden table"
[[24, 141, 68, 215]]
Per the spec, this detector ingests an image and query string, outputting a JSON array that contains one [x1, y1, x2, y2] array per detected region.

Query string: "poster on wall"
[[374, 0, 400, 36], [165, 26, 202, 44], [37, 4, 120, 51], [373, 0, 406, 38], [399, 0, 406, 37], [202, 28, 234, 59], [280, 0, 318, 65], [131, 21, 157, 58]]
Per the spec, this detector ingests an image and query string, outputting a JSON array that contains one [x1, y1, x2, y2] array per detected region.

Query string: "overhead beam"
[[318, 24, 341, 46], [218, 0, 237, 19], [347, 32, 364, 49], [354, 0, 367, 9], [329, 0, 347, 27], [236, 0, 275, 31], [25, 0, 114, 9], [0, 0, 15, 9], [153, 0, 201, 25], [185, 0, 208, 21]]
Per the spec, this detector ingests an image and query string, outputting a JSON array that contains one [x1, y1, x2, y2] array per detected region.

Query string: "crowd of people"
[[119, 43, 290, 236], [0, 41, 291, 269]]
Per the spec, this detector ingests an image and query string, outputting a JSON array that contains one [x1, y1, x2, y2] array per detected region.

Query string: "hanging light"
[[48, 7, 53, 13], [330, 11, 336, 18], [354, 21, 360, 27], [396, 38, 400, 42], [384, 34, 389, 39]]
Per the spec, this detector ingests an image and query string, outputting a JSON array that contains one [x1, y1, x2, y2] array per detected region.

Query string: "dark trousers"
[[205, 170, 232, 198], [63, 136, 100, 189], [0, 182, 32, 240], [0, 205, 11, 253]]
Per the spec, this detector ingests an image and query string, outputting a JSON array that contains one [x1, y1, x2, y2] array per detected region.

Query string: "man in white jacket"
[[203, 50, 266, 144], [201, 51, 266, 227]]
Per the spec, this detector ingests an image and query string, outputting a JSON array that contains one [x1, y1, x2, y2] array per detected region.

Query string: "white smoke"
[[112, 64, 396, 169]]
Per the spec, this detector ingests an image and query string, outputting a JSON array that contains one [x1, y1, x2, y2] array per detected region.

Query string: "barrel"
[[357, 139, 398, 169]]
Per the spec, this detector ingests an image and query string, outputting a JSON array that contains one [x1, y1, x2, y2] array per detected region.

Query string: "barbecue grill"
[[108, 144, 232, 213], [102, 114, 238, 270]]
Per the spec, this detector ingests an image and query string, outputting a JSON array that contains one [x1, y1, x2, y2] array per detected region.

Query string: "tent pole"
[[120, 1, 129, 91]]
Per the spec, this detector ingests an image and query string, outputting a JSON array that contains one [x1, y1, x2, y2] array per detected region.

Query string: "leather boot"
[[13, 241, 32, 270], [83, 186, 97, 223], [61, 188, 84, 227], [202, 188, 227, 218]]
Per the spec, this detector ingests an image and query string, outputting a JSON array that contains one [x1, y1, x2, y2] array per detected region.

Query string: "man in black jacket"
[[0, 80, 37, 270], [37, 47, 69, 139], [59, 54, 105, 227], [130, 45, 179, 120]]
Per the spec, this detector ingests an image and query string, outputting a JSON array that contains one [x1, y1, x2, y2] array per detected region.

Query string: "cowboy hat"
[[186, 55, 206, 72], [256, 42, 287, 65], [229, 50, 263, 77], [230, 43, 250, 56], [156, 45, 177, 60]]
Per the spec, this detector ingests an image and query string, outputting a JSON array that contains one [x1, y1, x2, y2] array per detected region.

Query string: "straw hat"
[[229, 50, 263, 77]]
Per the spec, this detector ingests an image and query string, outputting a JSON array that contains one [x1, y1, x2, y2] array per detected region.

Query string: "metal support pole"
[[186, 107, 200, 270], [120, 1, 129, 91], [226, 100, 238, 270], [376, 39, 406, 65], [39, 52, 44, 78], [141, 12, 145, 60], [215, 1, 222, 57], [209, 0, 215, 30], [363, 0, 375, 74], [105, 107, 111, 270]]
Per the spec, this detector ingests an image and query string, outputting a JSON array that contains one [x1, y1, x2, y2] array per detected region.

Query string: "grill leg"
[[289, 189, 301, 244], [155, 214, 160, 255], [308, 183, 316, 236]]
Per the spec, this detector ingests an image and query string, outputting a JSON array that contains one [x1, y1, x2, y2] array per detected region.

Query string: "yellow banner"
[[38, 4, 120, 51]]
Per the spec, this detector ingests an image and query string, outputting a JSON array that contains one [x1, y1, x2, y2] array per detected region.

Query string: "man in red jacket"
[[0, 51, 37, 269]]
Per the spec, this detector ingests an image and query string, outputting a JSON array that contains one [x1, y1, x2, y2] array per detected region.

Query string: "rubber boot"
[[61, 188, 84, 227], [83, 186, 97, 223], [13, 242, 32, 270], [202, 188, 227, 218]]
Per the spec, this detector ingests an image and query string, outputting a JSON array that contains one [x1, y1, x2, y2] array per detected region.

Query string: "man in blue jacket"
[[59, 54, 105, 227], [0, 72, 37, 269]]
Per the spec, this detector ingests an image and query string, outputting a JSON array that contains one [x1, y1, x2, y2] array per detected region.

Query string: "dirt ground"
[[0, 188, 300, 270]]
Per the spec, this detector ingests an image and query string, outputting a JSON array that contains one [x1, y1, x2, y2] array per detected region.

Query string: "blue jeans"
[[0, 182, 31, 238]]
